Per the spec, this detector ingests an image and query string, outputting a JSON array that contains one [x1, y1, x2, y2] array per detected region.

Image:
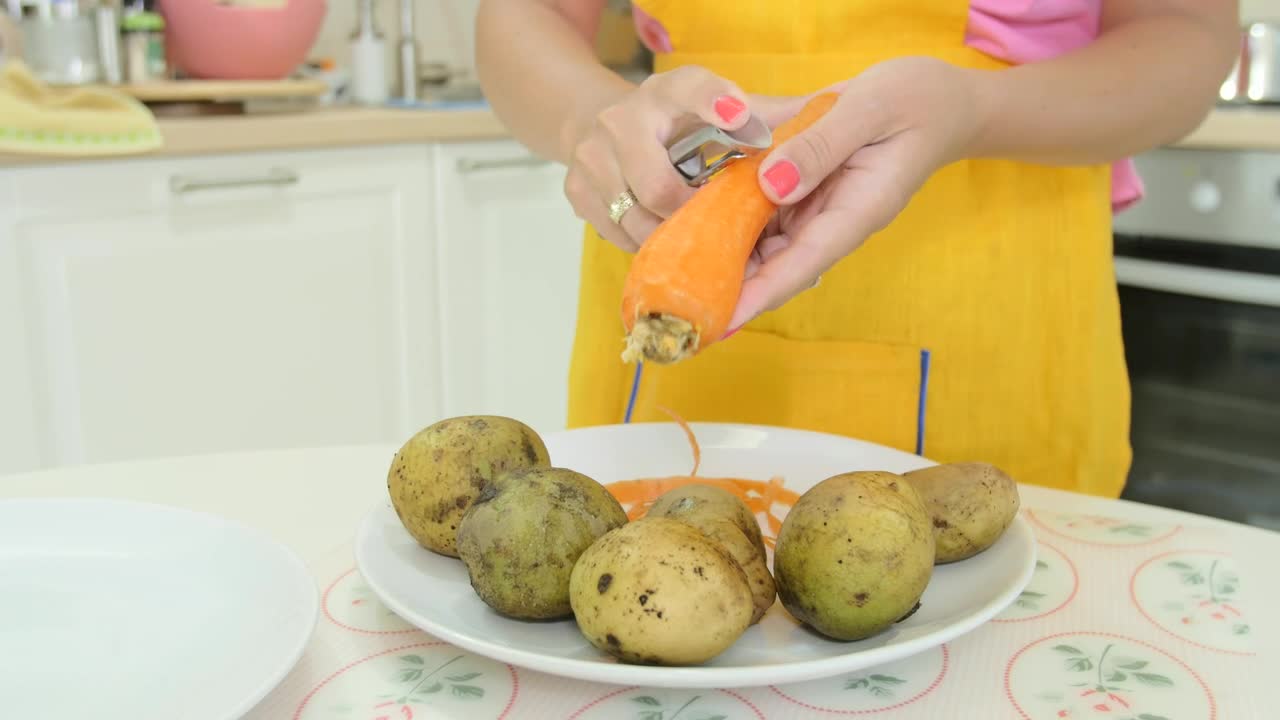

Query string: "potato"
[[646, 485, 775, 624], [569, 516, 754, 665], [387, 415, 550, 557], [456, 466, 627, 619], [647, 484, 766, 557], [903, 462, 1021, 564], [773, 471, 934, 641]]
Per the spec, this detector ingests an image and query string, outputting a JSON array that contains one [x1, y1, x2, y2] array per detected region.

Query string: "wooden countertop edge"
[[0, 106, 513, 166], [1, 105, 1276, 167]]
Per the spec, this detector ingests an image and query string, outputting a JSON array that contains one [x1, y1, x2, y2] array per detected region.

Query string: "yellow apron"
[[566, 0, 1132, 498]]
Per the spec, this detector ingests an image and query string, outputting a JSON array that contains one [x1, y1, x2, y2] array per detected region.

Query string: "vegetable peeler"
[[667, 113, 773, 186]]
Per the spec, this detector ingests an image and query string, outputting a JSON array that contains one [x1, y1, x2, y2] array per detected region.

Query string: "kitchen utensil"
[[1219, 21, 1280, 104], [396, 0, 418, 101], [18, 14, 101, 84], [0, 497, 318, 720], [93, 5, 122, 83], [349, 0, 386, 104], [667, 112, 773, 185], [355, 421, 1037, 690]]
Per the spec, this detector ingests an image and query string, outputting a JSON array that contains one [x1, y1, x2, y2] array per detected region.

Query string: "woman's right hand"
[[561, 66, 756, 252]]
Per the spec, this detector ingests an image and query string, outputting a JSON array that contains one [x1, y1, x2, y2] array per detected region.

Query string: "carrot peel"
[[620, 92, 840, 364]]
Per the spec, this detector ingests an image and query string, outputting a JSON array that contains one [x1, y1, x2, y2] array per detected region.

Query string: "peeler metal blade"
[[668, 113, 773, 186]]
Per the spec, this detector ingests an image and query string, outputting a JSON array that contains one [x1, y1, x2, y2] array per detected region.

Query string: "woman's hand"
[[562, 65, 806, 252], [729, 57, 986, 329]]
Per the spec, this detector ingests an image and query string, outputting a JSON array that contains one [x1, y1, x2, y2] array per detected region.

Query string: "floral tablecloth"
[[255, 509, 1272, 720], [5, 446, 1276, 719]]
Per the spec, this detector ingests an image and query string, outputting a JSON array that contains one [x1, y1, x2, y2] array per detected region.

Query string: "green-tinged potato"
[[774, 471, 934, 641], [647, 485, 775, 623], [647, 483, 766, 557], [569, 517, 754, 665], [387, 415, 550, 557], [456, 466, 627, 619], [903, 462, 1021, 564]]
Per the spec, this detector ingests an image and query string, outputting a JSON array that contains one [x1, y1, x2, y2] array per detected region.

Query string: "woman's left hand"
[[730, 57, 987, 330]]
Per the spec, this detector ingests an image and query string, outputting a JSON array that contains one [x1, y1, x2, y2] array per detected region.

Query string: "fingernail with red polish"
[[722, 326, 741, 340], [763, 160, 800, 198], [714, 96, 746, 123]]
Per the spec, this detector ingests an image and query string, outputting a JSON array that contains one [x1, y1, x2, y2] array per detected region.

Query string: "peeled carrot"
[[620, 92, 840, 364]]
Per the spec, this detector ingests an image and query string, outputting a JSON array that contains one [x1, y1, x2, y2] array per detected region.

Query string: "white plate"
[[355, 422, 1036, 689], [0, 497, 318, 719]]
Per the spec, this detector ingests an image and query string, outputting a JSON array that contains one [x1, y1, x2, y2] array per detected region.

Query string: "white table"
[[5, 445, 1278, 719]]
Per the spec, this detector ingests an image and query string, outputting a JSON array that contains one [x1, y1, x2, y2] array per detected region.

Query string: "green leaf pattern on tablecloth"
[[996, 544, 1077, 621], [1007, 634, 1213, 720], [569, 689, 762, 720], [1132, 552, 1252, 654], [1029, 510, 1180, 546], [769, 645, 947, 713], [294, 643, 516, 720]]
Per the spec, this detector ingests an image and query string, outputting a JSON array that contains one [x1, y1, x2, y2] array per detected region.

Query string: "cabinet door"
[[4, 144, 440, 471], [433, 141, 584, 435], [0, 173, 43, 475]]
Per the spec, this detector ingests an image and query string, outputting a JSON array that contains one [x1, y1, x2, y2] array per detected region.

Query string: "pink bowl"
[[160, 0, 327, 80]]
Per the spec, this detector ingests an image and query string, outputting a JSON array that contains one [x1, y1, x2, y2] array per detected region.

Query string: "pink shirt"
[[633, 0, 1144, 212]]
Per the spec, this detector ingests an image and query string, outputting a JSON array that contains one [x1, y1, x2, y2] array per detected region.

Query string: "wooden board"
[[106, 79, 329, 103]]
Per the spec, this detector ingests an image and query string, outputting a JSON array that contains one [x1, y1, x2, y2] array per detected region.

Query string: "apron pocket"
[[624, 329, 932, 456]]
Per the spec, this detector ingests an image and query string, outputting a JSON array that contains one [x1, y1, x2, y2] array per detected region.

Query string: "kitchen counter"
[[1, 103, 1277, 167], [0, 104, 512, 166], [1175, 106, 1280, 152]]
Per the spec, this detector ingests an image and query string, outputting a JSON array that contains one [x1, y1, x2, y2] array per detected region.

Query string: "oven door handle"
[[1114, 256, 1280, 308]]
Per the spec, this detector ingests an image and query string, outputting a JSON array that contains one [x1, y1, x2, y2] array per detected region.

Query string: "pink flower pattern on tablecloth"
[[1130, 550, 1253, 656], [323, 568, 419, 635], [1005, 632, 1215, 720]]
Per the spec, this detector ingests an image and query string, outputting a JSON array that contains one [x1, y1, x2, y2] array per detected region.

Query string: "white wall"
[[1241, 0, 1280, 22]]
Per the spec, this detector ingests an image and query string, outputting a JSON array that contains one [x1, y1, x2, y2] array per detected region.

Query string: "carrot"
[[620, 92, 840, 364]]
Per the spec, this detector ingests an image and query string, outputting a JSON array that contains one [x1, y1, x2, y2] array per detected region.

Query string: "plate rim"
[[0, 495, 320, 720], [354, 422, 1039, 689]]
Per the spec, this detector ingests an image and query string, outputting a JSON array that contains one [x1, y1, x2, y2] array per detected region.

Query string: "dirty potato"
[[647, 486, 775, 623], [903, 462, 1021, 563], [456, 466, 627, 619], [773, 471, 934, 641], [387, 415, 550, 557], [647, 483, 766, 557], [569, 516, 753, 665]]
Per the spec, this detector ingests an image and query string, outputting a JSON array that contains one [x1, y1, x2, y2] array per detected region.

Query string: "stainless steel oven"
[[1112, 144, 1280, 530]]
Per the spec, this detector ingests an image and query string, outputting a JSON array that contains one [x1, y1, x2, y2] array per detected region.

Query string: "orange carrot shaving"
[[605, 410, 802, 545], [620, 93, 840, 365]]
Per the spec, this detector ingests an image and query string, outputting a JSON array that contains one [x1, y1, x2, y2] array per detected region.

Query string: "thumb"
[[756, 92, 881, 205]]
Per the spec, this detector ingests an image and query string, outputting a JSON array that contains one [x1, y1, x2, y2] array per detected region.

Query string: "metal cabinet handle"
[[169, 167, 300, 194], [455, 156, 550, 173], [1115, 256, 1280, 308]]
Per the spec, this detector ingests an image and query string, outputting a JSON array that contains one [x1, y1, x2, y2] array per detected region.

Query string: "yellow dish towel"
[[0, 60, 162, 156]]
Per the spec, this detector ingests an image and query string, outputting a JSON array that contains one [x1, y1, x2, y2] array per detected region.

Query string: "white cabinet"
[[0, 144, 441, 474], [432, 141, 584, 435]]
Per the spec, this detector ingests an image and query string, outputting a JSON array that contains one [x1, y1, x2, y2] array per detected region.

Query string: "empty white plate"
[[356, 422, 1037, 689], [0, 497, 318, 719]]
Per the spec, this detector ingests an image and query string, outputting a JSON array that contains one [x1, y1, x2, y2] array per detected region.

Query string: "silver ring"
[[608, 188, 637, 224]]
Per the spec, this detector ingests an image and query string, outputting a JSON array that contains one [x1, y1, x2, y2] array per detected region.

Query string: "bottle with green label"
[[121, 10, 167, 83]]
